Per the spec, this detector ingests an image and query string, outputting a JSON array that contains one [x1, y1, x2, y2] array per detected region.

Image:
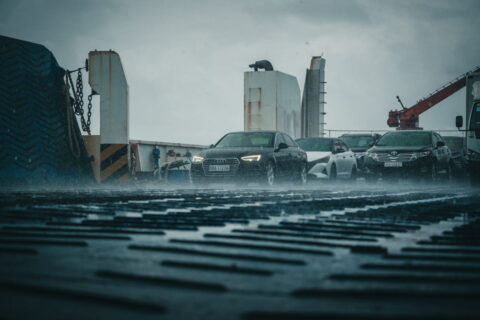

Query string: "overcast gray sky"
[[1, 0, 479, 145]]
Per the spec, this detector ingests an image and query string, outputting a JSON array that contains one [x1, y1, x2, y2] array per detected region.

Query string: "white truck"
[[456, 73, 480, 185]]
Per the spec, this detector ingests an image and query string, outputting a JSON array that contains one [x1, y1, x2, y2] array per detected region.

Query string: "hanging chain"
[[66, 68, 92, 135], [87, 93, 93, 131], [76, 70, 84, 114]]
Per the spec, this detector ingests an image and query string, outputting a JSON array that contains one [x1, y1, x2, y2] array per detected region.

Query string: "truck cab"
[[456, 73, 480, 185]]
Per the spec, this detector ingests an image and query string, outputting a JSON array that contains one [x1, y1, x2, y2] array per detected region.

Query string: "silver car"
[[296, 138, 358, 180]]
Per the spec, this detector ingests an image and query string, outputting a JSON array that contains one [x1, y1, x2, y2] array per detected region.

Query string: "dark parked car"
[[364, 131, 451, 181], [190, 131, 307, 186], [339, 133, 381, 170], [443, 136, 467, 177]]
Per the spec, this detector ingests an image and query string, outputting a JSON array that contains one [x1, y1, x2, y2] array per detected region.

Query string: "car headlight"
[[192, 156, 204, 163], [366, 152, 379, 160], [416, 151, 431, 157], [241, 154, 262, 162], [468, 149, 480, 160], [315, 156, 330, 163]]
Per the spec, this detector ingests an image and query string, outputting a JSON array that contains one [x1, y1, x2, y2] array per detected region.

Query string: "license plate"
[[384, 162, 402, 167], [208, 165, 230, 172]]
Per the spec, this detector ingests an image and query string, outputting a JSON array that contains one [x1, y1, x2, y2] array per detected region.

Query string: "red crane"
[[387, 65, 480, 130]]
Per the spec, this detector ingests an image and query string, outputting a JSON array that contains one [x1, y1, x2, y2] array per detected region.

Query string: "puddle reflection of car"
[[364, 131, 451, 181], [443, 136, 467, 178], [190, 131, 307, 186], [295, 137, 357, 180]]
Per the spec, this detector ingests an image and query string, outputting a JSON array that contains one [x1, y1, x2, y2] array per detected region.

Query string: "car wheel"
[[442, 163, 452, 181], [366, 174, 378, 183], [329, 164, 337, 181], [350, 165, 357, 180], [296, 163, 307, 185], [264, 162, 276, 186], [470, 166, 480, 186], [190, 176, 205, 187], [426, 162, 438, 182]]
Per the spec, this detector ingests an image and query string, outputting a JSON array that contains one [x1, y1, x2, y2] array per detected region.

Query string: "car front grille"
[[376, 152, 416, 162], [202, 158, 240, 176]]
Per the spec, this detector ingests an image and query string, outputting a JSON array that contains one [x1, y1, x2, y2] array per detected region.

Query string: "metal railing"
[[323, 129, 463, 138]]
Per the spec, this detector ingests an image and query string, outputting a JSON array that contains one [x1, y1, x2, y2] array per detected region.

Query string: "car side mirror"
[[276, 142, 288, 151], [456, 115, 463, 129], [436, 141, 445, 148], [209, 144, 215, 149]]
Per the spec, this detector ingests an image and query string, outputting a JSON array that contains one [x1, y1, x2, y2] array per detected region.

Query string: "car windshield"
[[215, 132, 275, 148], [470, 103, 480, 130], [375, 132, 431, 147], [296, 139, 332, 152], [444, 137, 463, 151], [340, 135, 374, 148]]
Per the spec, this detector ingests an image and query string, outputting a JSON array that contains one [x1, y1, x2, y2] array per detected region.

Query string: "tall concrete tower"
[[301, 56, 326, 138]]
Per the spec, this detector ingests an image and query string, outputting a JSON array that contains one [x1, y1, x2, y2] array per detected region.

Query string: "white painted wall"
[[88, 51, 129, 144], [244, 71, 301, 138]]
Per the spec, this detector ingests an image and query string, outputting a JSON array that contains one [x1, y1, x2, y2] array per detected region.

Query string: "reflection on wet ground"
[[0, 182, 479, 319]]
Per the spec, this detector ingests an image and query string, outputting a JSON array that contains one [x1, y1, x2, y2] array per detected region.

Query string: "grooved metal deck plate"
[[1, 184, 479, 319]]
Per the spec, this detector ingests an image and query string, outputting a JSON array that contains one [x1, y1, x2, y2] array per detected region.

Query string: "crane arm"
[[388, 66, 480, 130]]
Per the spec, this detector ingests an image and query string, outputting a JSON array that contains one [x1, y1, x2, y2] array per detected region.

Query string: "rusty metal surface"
[[0, 184, 479, 319]]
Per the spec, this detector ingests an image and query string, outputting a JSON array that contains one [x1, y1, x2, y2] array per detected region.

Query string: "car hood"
[[201, 147, 269, 159], [350, 147, 369, 153], [368, 146, 431, 153], [306, 151, 331, 162]]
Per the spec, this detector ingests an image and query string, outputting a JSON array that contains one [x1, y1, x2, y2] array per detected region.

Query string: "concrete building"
[[301, 57, 326, 138], [244, 70, 301, 139]]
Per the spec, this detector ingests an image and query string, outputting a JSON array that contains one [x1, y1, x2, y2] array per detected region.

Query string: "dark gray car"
[[190, 131, 307, 186], [364, 131, 451, 181]]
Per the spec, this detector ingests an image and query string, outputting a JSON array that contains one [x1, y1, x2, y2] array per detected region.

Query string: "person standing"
[[152, 145, 161, 179]]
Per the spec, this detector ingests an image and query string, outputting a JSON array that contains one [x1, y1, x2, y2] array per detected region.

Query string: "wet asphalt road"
[[0, 182, 480, 319]]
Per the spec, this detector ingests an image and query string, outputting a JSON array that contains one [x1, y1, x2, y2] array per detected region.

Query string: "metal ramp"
[[0, 186, 479, 319]]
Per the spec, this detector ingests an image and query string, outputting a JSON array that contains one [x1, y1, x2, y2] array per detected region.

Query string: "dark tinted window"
[[432, 133, 439, 145], [471, 102, 480, 130], [444, 137, 464, 151], [334, 140, 348, 152], [376, 132, 432, 147], [275, 133, 285, 148], [215, 132, 275, 148], [340, 135, 374, 148], [435, 133, 444, 144], [296, 138, 333, 152], [282, 134, 297, 147]]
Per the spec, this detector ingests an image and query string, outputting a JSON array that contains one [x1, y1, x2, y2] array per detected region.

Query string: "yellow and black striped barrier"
[[100, 144, 129, 183]]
